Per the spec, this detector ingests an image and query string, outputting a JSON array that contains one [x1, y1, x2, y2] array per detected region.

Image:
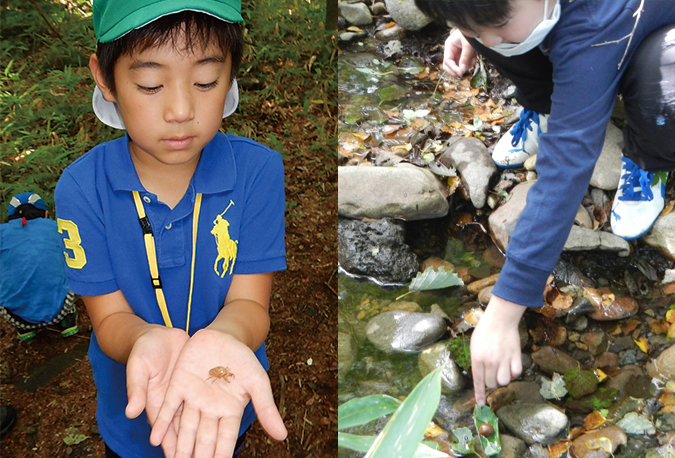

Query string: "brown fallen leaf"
[[583, 410, 607, 431]]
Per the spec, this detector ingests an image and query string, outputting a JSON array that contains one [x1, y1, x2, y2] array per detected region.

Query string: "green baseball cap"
[[93, 0, 243, 43]]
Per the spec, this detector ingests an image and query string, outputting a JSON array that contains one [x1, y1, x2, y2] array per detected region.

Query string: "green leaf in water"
[[402, 109, 431, 122], [338, 394, 402, 430], [616, 412, 656, 435], [474, 405, 502, 456], [378, 85, 408, 103], [540, 372, 568, 400], [450, 426, 475, 455], [409, 267, 464, 292], [471, 59, 487, 89], [364, 367, 443, 458], [564, 365, 599, 399], [338, 433, 450, 457]]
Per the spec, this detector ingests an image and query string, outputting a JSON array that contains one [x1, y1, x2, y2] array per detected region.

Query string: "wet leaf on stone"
[[582, 410, 607, 430], [378, 85, 408, 104], [616, 412, 656, 435], [541, 372, 568, 400], [450, 427, 475, 455], [584, 437, 614, 454], [564, 365, 599, 399], [427, 161, 457, 177], [473, 405, 501, 456]]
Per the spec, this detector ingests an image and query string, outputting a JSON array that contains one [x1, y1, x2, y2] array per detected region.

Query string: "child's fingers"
[[174, 406, 200, 458], [250, 375, 287, 441], [213, 416, 240, 458], [511, 355, 523, 380], [472, 363, 486, 406], [125, 361, 150, 419], [150, 391, 183, 446], [496, 360, 512, 387]]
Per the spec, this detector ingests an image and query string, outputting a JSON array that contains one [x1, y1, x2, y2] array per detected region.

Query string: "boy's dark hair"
[[414, 0, 513, 31], [96, 10, 243, 95], [8, 204, 46, 221]]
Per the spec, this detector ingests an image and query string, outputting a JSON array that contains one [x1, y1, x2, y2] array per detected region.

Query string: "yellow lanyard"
[[132, 191, 202, 331]]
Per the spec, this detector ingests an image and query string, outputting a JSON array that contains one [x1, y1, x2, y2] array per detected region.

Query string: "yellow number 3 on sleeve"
[[57, 219, 87, 269]]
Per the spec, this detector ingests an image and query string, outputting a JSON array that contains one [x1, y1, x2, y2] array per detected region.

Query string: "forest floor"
[[0, 84, 337, 458]]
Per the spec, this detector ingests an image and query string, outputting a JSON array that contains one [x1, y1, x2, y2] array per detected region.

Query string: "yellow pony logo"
[[211, 200, 238, 277]]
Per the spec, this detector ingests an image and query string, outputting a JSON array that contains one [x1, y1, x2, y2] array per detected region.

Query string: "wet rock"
[[526, 171, 538, 181], [593, 351, 619, 368], [586, 289, 638, 321], [488, 181, 535, 251], [374, 23, 406, 41], [590, 123, 623, 190], [365, 311, 447, 353], [383, 0, 432, 31], [496, 402, 569, 446], [487, 387, 516, 412], [609, 335, 635, 353], [338, 2, 373, 26], [466, 273, 500, 295], [482, 244, 505, 269], [524, 154, 537, 171], [570, 425, 627, 458], [554, 259, 594, 288], [439, 137, 497, 209], [478, 285, 493, 306], [507, 381, 545, 403], [338, 332, 356, 378], [646, 344, 675, 381], [580, 331, 608, 356], [563, 226, 631, 256], [338, 164, 449, 220], [604, 365, 651, 400], [591, 188, 610, 209], [418, 341, 465, 393], [387, 300, 422, 312], [643, 213, 675, 261], [338, 217, 419, 284], [420, 256, 455, 273], [531, 346, 578, 375], [575, 205, 594, 229], [370, 2, 387, 15], [495, 434, 528, 458], [664, 268, 675, 284]]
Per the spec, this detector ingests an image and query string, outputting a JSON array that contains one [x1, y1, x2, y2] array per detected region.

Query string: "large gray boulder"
[[383, 0, 432, 31], [338, 164, 449, 220]]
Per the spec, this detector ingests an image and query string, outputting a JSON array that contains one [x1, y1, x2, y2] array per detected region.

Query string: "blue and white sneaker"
[[610, 156, 667, 240], [492, 109, 549, 168]]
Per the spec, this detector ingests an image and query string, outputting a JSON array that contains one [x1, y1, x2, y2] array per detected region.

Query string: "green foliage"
[[540, 373, 568, 400], [448, 335, 471, 372], [338, 368, 451, 458], [2, 0, 335, 218], [473, 405, 501, 457], [563, 365, 599, 399]]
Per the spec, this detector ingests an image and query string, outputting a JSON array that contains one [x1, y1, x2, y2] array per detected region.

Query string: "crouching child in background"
[[0, 192, 78, 341]]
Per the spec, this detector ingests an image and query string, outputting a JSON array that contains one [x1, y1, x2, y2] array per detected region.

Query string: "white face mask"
[[478, 0, 560, 56]]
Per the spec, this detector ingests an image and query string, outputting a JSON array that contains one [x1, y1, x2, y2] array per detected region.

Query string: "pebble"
[[466, 273, 500, 295], [531, 346, 579, 375], [570, 425, 627, 458]]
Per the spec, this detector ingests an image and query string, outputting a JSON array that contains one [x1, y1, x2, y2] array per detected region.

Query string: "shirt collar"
[[106, 132, 237, 194]]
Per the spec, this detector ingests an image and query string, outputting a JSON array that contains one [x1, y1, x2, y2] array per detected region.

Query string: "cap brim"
[[92, 79, 239, 130]]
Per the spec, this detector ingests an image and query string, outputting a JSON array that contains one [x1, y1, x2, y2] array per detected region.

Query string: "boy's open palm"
[[149, 329, 287, 458]]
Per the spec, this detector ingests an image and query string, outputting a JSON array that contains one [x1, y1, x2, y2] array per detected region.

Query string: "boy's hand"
[[443, 29, 478, 77], [149, 329, 287, 458], [125, 326, 190, 427], [470, 295, 526, 406]]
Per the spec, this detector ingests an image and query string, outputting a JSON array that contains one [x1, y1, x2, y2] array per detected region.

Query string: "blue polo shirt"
[[54, 132, 286, 458], [0, 218, 70, 323]]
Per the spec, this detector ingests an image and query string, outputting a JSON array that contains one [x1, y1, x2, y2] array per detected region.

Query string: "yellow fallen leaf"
[[585, 437, 613, 454], [634, 337, 649, 354], [666, 309, 675, 323], [668, 323, 675, 339], [424, 421, 446, 439], [595, 368, 608, 383], [547, 439, 572, 458]]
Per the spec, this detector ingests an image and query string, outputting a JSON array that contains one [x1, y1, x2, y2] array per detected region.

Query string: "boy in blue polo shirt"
[[54, 1, 287, 457], [0, 192, 78, 341]]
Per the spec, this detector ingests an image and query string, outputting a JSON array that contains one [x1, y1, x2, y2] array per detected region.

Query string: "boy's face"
[[91, 32, 232, 168], [459, 0, 553, 48]]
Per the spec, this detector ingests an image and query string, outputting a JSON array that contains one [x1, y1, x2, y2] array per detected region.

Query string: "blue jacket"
[[0, 218, 70, 323], [493, 0, 675, 308]]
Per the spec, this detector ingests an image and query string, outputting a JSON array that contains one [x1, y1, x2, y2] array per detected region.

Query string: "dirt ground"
[[0, 139, 337, 457]]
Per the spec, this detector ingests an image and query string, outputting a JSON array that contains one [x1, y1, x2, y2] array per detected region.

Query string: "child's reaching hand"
[[470, 295, 526, 406], [148, 329, 287, 458], [443, 29, 478, 77]]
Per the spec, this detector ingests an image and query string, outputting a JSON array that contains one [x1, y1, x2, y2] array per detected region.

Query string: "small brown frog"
[[207, 366, 235, 383]]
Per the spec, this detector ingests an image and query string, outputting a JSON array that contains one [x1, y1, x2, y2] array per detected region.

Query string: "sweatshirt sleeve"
[[492, 0, 646, 307]]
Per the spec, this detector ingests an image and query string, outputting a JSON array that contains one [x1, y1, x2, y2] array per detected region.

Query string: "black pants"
[[104, 428, 248, 458], [467, 23, 675, 171]]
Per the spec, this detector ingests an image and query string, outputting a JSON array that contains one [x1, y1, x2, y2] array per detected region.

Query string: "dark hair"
[[414, 0, 513, 31], [8, 204, 46, 221], [96, 11, 243, 95]]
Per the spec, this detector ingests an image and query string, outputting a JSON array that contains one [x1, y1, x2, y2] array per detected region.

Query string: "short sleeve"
[[234, 151, 286, 274], [55, 169, 119, 296]]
